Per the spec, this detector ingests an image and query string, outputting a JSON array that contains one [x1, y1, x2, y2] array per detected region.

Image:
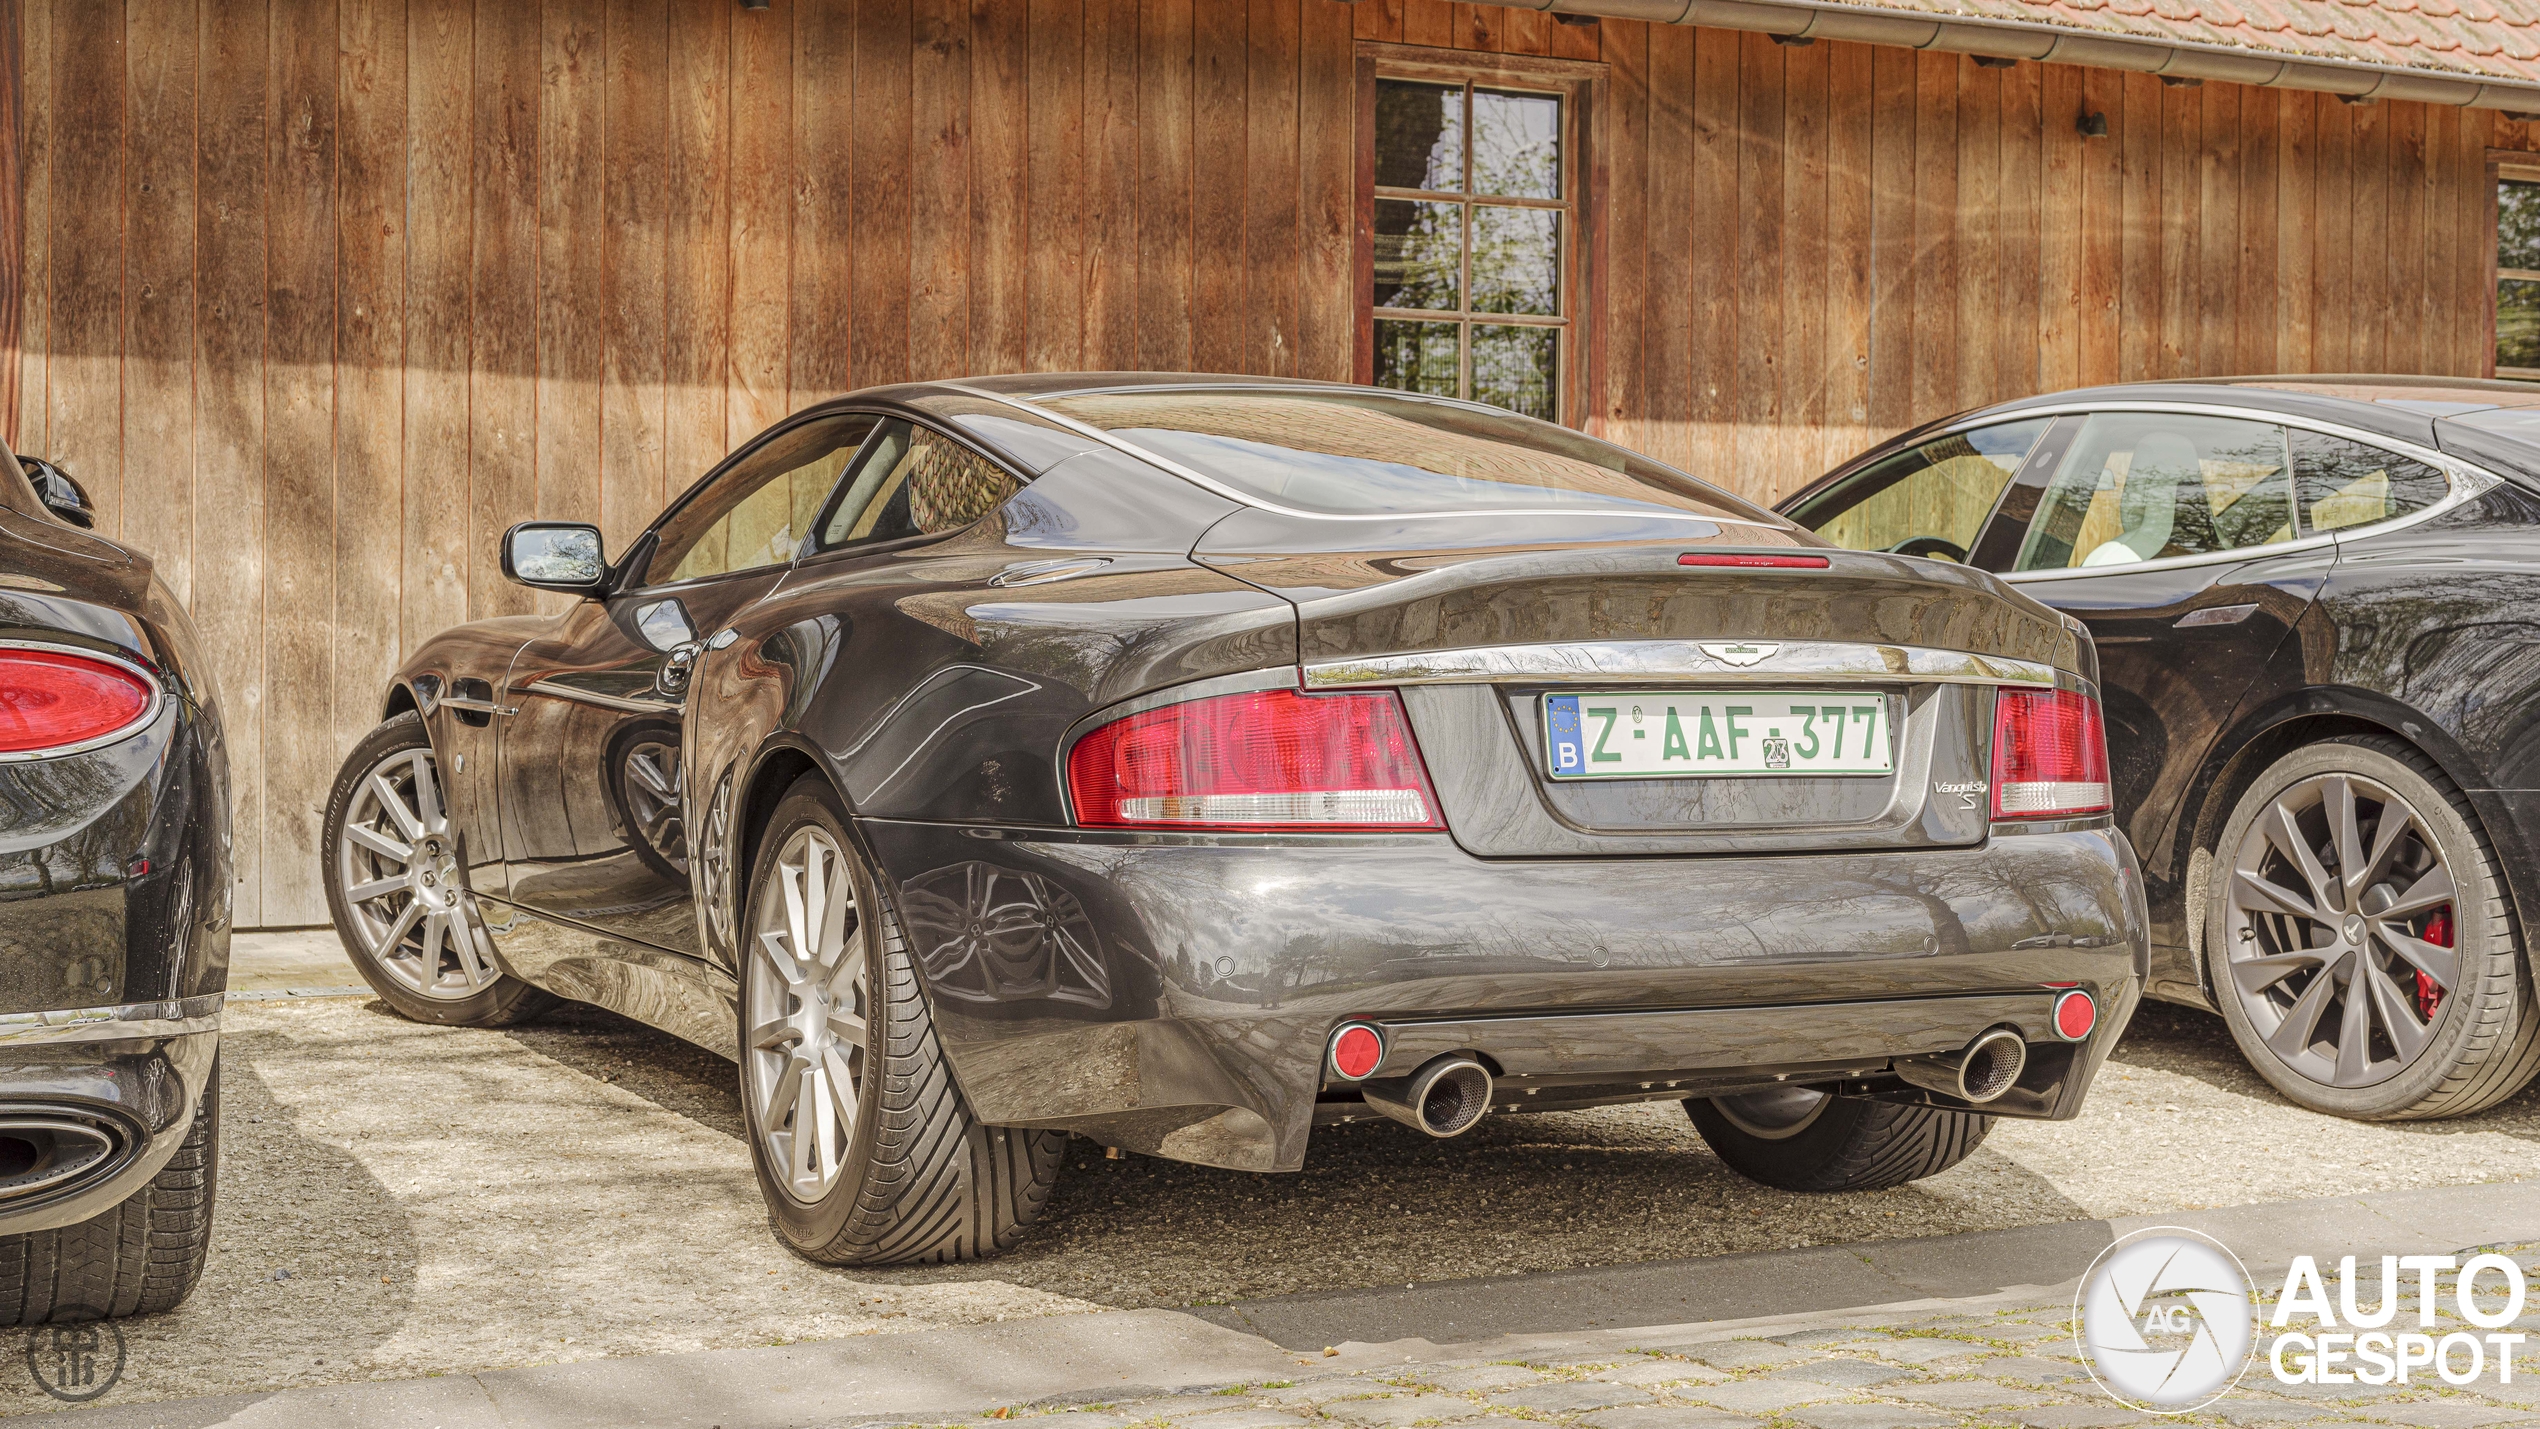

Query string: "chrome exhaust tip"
[[1893, 1026, 2030, 1106], [0, 1115, 122, 1203], [1361, 1055, 1495, 1138]]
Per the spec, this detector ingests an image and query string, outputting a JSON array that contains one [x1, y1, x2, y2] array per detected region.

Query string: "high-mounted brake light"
[[1676, 553, 1832, 569], [0, 649, 155, 756], [1990, 688, 2111, 819], [1067, 688, 1445, 831]]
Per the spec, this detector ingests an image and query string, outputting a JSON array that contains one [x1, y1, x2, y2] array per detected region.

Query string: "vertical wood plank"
[[1501, 6, 1548, 57], [44, 0, 122, 524], [1779, 35, 1825, 489], [196, 0, 269, 929], [1137, 0, 1193, 371], [472, 0, 541, 618], [2237, 86, 2277, 375], [2277, 90, 2314, 373], [727, 0, 792, 443], [1354, 0, 1401, 44], [405, 0, 471, 650], [970, 0, 1029, 376], [1997, 61, 2039, 403], [2312, 94, 2351, 370], [0, 0, 23, 447], [602, 0, 669, 551], [1296, 0, 1355, 381], [1457, 4, 1500, 53], [2113, 72, 2157, 383], [1190, 0, 1245, 372], [2037, 63, 2082, 394], [1602, 19, 1647, 445], [335, 0, 404, 756], [854, 0, 912, 387], [126, 0, 199, 600], [2351, 99, 2387, 371], [2388, 100, 2427, 373], [1550, 13, 1600, 62], [1084, 0, 1139, 369], [1244, 0, 1298, 377], [1866, 44, 1913, 433], [539, 0, 606, 533], [2157, 78, 2197, 377], [1399, 0, 1450, 50], [2459, 109, 2491, 375], [1026, 0, 1085, 370], [665, 0, 731, 486], [1643, 21, 1693, 471], [911, 0, 971, 380], [1908, 51, 1956, 425], [1685, 25, 1735, 481], [791, 0, 853, 401], [1955, 57, 1998, 409], [1824, 40, 1872, 464], [2194, 83, 2237, 377], [264, 0, 339, 924]]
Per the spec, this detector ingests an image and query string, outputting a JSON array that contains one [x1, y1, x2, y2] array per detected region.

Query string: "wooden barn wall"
[[0, 0, 2508, 927]]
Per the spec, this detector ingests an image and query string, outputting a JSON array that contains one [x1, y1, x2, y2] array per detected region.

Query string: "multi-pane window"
[[1369, 78, 1569, 422], [2501, 177, 2540, 378]]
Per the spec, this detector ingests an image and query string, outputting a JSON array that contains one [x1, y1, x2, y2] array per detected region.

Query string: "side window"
[[816, 421, 1022, 552], [2291, 431, 2450, 534], [646, 415, 877, 585], [2012, 413, 2294, 572], [1795, 419, 2049, 564]]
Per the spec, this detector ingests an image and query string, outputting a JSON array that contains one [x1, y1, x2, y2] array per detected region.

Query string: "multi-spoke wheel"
[[2209, 736, 2540, 1119], [609, 723, 688, 881], [737, 776, 1067, 1265], [321, 712, 552, 1026]]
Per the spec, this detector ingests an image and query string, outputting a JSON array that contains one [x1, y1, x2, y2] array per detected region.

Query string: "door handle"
[[2174, 603, 2258, 629]]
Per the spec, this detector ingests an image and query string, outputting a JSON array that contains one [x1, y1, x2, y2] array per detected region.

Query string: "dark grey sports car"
[[325, 376, 2144, 1265]]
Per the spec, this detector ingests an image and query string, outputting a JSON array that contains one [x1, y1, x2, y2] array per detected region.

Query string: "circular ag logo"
[[2075, 1227, 2255, 1413], [22, 1310, 125, 1403]]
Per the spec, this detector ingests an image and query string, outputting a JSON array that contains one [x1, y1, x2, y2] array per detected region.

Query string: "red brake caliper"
[[2417, 907, 2453, 1018]]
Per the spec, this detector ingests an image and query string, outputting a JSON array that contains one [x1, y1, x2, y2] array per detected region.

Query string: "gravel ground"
[[5, 992, 2535, 1414]]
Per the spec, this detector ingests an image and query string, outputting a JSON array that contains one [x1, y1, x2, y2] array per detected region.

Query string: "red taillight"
[[0, 649, 154, 754], [1329, 1023, 1385, 1080], [1676, 553, 1832, 569], [1066, 688, 1444, 831], [1990, 688, 2111, 819], [2052, 989, 2098, 1041]]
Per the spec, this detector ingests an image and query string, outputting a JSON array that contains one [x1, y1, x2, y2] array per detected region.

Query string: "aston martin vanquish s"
[[324, 376, 2144, 1264]]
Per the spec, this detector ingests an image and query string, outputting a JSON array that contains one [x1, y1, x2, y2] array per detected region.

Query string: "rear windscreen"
[[1038, 389, 1780, 523]]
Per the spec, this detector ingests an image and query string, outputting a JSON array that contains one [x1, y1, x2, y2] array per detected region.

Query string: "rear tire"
[[0, 1060, 219, 1324], [740, 777, 1066, 1265], [1687, 1089, 1992, 1193]]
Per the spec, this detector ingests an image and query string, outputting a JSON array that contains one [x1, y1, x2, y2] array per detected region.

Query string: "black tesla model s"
[[1783, 375, 2540, 1122], [326, 375, 2143, 1264]]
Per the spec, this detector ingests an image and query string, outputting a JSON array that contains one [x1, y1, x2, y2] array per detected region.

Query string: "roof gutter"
[[1491, 0, 2540, 111]]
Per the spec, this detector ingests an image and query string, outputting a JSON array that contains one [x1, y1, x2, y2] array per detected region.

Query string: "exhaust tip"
[[0, 1116, 122, 1203], [1957, 1029, 2028, 1104], [1414, 1059, 1493, 1137]]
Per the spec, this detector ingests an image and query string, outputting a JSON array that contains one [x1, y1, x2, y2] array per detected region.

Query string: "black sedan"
[[0, 436, 228, 1321], [1783, 375, 2540, 1121], [326, 375, 2143, 1264]]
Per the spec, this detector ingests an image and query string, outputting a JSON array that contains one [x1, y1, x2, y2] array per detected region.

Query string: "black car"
[[0, 435, 229, 1322], [1782, 375, 2540, 1122], [324, 375, 2143, 1264]]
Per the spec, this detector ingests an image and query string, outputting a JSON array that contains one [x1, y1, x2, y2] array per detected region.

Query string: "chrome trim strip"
[[937, 380, 1788, 529], [520, 678, 676, 715], [1301, 641, 2064, 690], [0, 641, 169, 764], [0, 993, 223, 1046]]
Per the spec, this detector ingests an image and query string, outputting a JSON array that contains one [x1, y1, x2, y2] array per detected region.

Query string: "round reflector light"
[[1329, 1023, 1384, 1081], [2053, 989, 2097, 1041], [0, 648, 154, 755]]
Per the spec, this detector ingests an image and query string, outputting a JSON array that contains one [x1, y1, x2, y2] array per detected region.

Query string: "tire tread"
[[0, 1062, 219, 1325]]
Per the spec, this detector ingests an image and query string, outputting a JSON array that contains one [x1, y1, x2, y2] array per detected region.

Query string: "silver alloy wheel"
[[745, 826, 870, 1205], [334, 746, 503, 1000], [2224, 772, 2459, 1089], [621, 738, 687, 872], [1711, 1085, 1831, 1140]]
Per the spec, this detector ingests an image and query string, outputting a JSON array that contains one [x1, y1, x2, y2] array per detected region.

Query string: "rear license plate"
[[1542, 691, 1893, 779]]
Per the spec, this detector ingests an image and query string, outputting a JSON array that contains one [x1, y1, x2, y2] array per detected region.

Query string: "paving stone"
[[1996, 1409, 2147, 1429], [1979, 1323, 2063, 1345], [1164, 1411, 1312, 1429], [1579, 1409, 1762, 1429], [2351, 1402, 2540, 1427], [1983, 1356, 2093, 1385], [1772, 1328, 1890, 1348], [2461, 1381, 2540, 1409], [1881, 1382, 2056, 1411], [1770, 1358, 1917, 1389], [1589, 1361, 1730, 1387], [1674, 1380, 1844, 1414], [1876, 1339, 1998, 1366], [2205, 1399, 2347, 1425], [1681, 1342, 1808, 1371], [1319, 1396, 1481, 1427], [1492, 1383, 1654, 1414], [1782, 1407, 1954, 1429], [1420, 1366, 1546, 1392]]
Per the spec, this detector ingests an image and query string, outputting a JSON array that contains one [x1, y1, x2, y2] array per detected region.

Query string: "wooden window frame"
[[1353, 43, 1608, 433], [2491, 153, 2540, 381]]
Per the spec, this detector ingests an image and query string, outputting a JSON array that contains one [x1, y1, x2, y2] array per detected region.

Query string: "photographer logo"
[[2076, 1228, 2256, 1413], [22, 1311, 125, 1403]]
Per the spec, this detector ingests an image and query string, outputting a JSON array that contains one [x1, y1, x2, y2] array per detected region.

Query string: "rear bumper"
[[861, 820, 2147, 1173], [0, 996, 220, 1236]]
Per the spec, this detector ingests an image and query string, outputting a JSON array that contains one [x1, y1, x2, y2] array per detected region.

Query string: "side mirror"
[[501, 522, 609, 595], [19, 457, 95, 529]]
